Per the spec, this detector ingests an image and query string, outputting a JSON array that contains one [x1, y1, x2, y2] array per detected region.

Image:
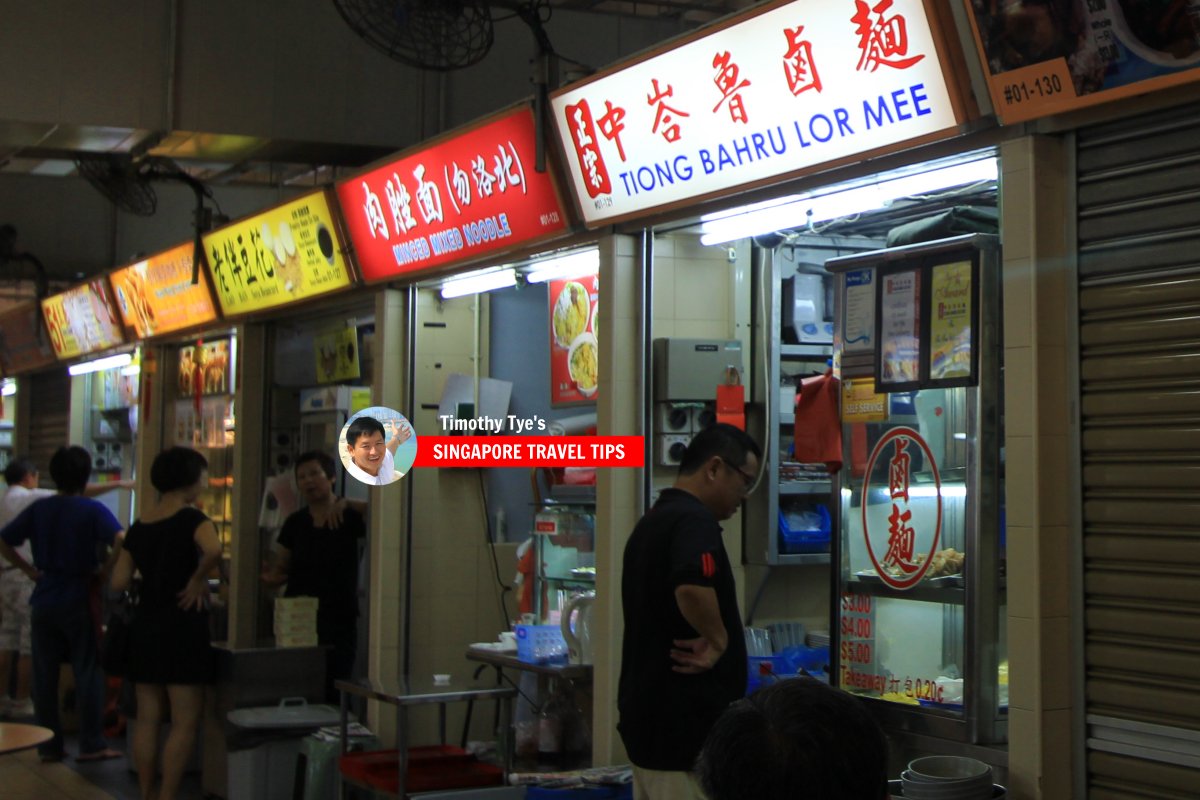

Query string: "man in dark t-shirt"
[[0, 446, 124, 762], [262, 451, 365, 700], [619, 424, 761, 800]]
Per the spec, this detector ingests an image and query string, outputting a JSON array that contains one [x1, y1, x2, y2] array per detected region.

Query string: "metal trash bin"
[[226, 697, 341, 800]]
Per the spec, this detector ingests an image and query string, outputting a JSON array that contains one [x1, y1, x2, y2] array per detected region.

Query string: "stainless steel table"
[[335, 675, 517, 798]]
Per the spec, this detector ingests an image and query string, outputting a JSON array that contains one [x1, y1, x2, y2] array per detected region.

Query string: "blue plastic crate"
[[778, 505, 831, 554], [514, 624, 567, 664]]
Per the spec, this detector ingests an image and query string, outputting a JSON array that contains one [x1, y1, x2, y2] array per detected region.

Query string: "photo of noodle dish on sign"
[[552, 280, 590, 349], [567, 332, 598, 397]]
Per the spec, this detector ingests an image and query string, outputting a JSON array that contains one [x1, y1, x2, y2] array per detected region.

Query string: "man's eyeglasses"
[[720, 458, 756, 494]]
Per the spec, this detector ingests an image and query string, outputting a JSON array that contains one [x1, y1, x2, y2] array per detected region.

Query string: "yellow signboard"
[[110, 242, 219, 339], [313, 325, 361, 384], [41, 279, 125, 360], [201, 190, 354, 318], [842, 379, 887, 423]]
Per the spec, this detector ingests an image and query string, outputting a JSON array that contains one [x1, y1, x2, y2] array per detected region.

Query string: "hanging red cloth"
[[792, 370, 842, 473]]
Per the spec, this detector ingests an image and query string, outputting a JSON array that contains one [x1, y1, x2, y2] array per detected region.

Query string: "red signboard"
[[336, 106, 570, 283], [0, 302, 57, 376]]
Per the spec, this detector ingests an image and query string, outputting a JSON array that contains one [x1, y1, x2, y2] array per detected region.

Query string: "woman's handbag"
[[100, 588, 138, 676]]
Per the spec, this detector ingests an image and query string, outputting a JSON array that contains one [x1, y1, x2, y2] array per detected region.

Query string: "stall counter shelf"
[[335, 676, 516, 798]]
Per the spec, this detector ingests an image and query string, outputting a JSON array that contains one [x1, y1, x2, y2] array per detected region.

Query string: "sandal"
[[76, 748, 122, 763]]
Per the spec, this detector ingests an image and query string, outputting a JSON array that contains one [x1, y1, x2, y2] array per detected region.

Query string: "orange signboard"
[[41, 279, 125, 360], [110, 242, 219, 340]]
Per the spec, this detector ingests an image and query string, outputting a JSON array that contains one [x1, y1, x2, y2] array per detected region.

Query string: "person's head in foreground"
[[696, 678, 889, 800], [345, 416, 387, 476]]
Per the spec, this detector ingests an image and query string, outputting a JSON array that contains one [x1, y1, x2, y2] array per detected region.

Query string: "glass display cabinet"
[[168, 339, 236, 639], [826, 235, 1006, 745], [531, 502, 595, 624]]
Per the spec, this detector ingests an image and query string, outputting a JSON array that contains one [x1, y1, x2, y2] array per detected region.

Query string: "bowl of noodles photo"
[[567, 332, 599, 397], [553, 281, 591, 349], [1110, 0, 1200, 67]]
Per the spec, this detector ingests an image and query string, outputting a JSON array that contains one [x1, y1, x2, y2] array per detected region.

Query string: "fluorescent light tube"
[[68, 353, 133, 376], [700, 157, 998, 246], [440, 268, 517, 299], [524, 250, 600, 284]]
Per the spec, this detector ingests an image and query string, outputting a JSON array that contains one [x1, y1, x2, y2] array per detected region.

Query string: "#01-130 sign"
[[337, 106, 570, 283], [551, 0, 960, 226], [202, 190, 354, 318], [109, 241, 219, 339]]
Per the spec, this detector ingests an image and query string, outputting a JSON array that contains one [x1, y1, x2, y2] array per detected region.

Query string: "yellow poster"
[[201, 190, 353, 317], [110, 242, 218, 339], [842, 379, 886, 423], [313, 326, 361, 384], [929, 261, 972, 381]]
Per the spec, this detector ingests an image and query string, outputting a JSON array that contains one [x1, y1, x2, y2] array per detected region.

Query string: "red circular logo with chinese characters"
[[860, 426, 942, 590]]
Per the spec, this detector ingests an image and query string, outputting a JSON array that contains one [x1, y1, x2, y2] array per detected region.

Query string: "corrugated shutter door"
[[27, 369, 69, 487], [1078, 103, 1200, 797]]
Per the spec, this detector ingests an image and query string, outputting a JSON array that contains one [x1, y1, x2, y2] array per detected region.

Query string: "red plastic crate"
[[339, 746, 504, 793]]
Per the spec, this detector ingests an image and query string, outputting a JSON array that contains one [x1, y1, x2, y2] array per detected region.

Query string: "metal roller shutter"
[[27, 369, 70, 488], [1078, 103, 1200, 796]]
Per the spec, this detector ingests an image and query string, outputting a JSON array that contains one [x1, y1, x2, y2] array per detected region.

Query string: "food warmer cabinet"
[[826, 234, 1007, 747]]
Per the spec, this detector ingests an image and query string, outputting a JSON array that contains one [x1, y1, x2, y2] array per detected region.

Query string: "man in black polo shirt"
[[618, 423, 761, 800]]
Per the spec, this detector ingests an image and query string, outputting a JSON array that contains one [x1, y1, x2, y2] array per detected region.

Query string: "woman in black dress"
[[111, 447, 221, 800]]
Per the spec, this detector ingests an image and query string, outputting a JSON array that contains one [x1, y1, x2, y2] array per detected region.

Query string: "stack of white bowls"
[[899, 756, 1001, 799]]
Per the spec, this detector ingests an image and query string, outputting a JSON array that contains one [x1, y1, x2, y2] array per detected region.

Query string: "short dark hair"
[[49, 446, 92, 494], [149, 446, 208, 493], [346, 416, 385, 446], [4, 458, 37, 486], [294, 450, 336, 480], [696, 679, 889, 800], [678, 423, 761, 477]]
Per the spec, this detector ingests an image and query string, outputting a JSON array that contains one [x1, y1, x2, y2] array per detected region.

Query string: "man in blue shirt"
[[0, 446, 125, 762]]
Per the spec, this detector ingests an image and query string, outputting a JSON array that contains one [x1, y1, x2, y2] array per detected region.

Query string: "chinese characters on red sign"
[[884, 437, 917, 574], [566, 101, 613, 199], [339, 107, 570, 282], [860, 426, 941, 590]]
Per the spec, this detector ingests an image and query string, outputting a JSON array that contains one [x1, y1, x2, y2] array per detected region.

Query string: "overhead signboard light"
[[68, 352, 133, 377], [439, 268, 517, 299], [524, 250, 599, 284]]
